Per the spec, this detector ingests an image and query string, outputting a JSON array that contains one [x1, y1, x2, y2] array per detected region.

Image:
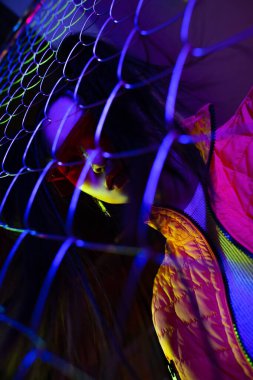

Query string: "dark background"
[[0, 0, 33, 46]]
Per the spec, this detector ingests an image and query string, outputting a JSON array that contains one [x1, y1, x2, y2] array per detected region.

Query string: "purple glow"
[[25, 4, 43, 25], [193, 25, 253, 57], [14, 350, 37, 380], [165, 43, 191, 124], [140, 11, 183, 36], [94, 80, 123, 145], [141, 130, 177, 220], [73, 55, 95, 100], [134, 0, 144, 28], [117, 28, 137, 80], [44, 95, 84, 155], [180, 0, 197, 43]]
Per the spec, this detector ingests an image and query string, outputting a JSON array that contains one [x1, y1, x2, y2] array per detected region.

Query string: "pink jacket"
[[148, 88, 253, 379]]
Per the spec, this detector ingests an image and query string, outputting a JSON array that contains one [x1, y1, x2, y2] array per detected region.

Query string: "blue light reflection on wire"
[[39, 349, 93, 380], [43, 77, 65, 126], [103, 144, 158, 159], [14, 350, 37, 380], [193, 25, 253, 57], [31, 238, 74, 330], [22, 119, 44, 167], [75, 238, 141, 256], [165, 0, 195, 125], [73, 55, 95, 100], [139, 11, 184, 37], [94, 80, 123, 145], [14, 348, 93, 380], [0, 231, 28, 288], [118, 25, 173, 89], [23, 160, 56, 228], [117, 28, 137, 80], [1, 130, 25, 174], [180, 0, 197, 43], [165, 43, 191, 124], [140, 131, 177, 232], [0, 312, 44, 348], [65, 150, 97, 235], [133, 0, 144, 29], [0, 168, 25, 217]]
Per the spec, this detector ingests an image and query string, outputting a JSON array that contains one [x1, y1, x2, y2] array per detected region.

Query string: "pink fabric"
[[210, 87, 253, 253], [148, 208, 253, 380], [182, 87, 253, 253]]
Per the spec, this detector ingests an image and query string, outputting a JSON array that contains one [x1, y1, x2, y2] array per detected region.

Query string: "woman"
[[44, 34, 253, 380]]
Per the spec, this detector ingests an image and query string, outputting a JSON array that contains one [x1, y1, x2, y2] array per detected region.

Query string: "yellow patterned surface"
[[182, 104, 212, 164], [147, 207, 253, 380]]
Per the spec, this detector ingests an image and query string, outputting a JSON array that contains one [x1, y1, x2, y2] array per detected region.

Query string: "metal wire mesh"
[[0, 0, 253, 379]]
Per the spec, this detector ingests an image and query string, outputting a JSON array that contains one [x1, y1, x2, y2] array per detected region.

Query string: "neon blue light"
[[14, 350, 37, 380], [165, 43, 191, 124], [141, 131, 176, 217], [31, 238, 74, 330], [180, 0, 197, 43], [0, 231, 28, 288], [23, 161, 56, 228], [65, 150, 96, 234], [193, 25, 253, 57], [0, 312, 44, 348], [94, 80, 123, 146]]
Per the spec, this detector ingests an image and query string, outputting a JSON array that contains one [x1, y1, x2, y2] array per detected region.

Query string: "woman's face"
[[44, 95, 130, 204]]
